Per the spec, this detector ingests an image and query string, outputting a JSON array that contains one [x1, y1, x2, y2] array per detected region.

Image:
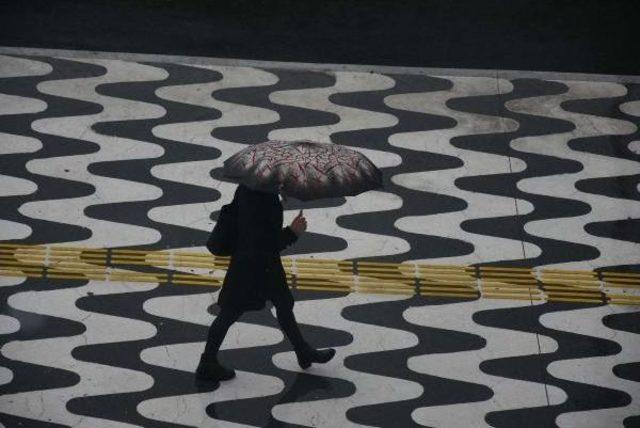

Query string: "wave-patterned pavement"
[[270, 293, 420, 427], [25, 58, 166, 248], [0, 55, 49, 241], [138, 290, 285, 427], [1, 51, 639, 426], [405, 299, 565, 427], [540, 305, 640, 427], [1, 280, 157, 427], [506, 81, 639, 270], [386, 76, 537, 265]]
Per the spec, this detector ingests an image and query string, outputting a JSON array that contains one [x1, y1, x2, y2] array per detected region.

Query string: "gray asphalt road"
[[0, 0, 637, 75]]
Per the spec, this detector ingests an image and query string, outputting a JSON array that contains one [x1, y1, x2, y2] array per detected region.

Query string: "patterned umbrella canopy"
[[223, 140, 383, 201]]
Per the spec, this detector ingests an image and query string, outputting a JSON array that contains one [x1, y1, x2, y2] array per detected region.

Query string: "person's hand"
[[290, 209, 307, 236]]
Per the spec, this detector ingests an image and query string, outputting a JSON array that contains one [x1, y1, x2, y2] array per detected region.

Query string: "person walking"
[[196, 182, 336, 382]]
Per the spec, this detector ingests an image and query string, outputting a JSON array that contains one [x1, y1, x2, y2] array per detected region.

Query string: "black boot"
[[274, 305, 336, 369], [195, 353, 235, 381], [295, 346, 336, 369]]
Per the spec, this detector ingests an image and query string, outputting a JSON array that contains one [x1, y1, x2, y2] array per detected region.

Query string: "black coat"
[[217, 183, 299, 312]]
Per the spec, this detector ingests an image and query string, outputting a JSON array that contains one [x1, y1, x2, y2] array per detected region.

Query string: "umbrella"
[[223, 140, 383, 201]]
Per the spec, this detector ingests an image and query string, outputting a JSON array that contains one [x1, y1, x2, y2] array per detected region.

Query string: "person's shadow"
[[195, 370, 335, 425], [193, 364, 335, 426], [265, 371, 334, 427], [193, 376, 222, 392]]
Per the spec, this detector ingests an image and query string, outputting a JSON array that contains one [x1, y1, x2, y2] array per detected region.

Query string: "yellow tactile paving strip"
[[1, 243, 639, 305]]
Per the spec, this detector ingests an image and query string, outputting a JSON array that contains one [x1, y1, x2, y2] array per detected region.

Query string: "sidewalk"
[[0, 48, 638, 427]]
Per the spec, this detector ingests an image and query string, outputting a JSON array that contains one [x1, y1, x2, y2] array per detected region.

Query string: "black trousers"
[[203, 303, 310, 358]]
